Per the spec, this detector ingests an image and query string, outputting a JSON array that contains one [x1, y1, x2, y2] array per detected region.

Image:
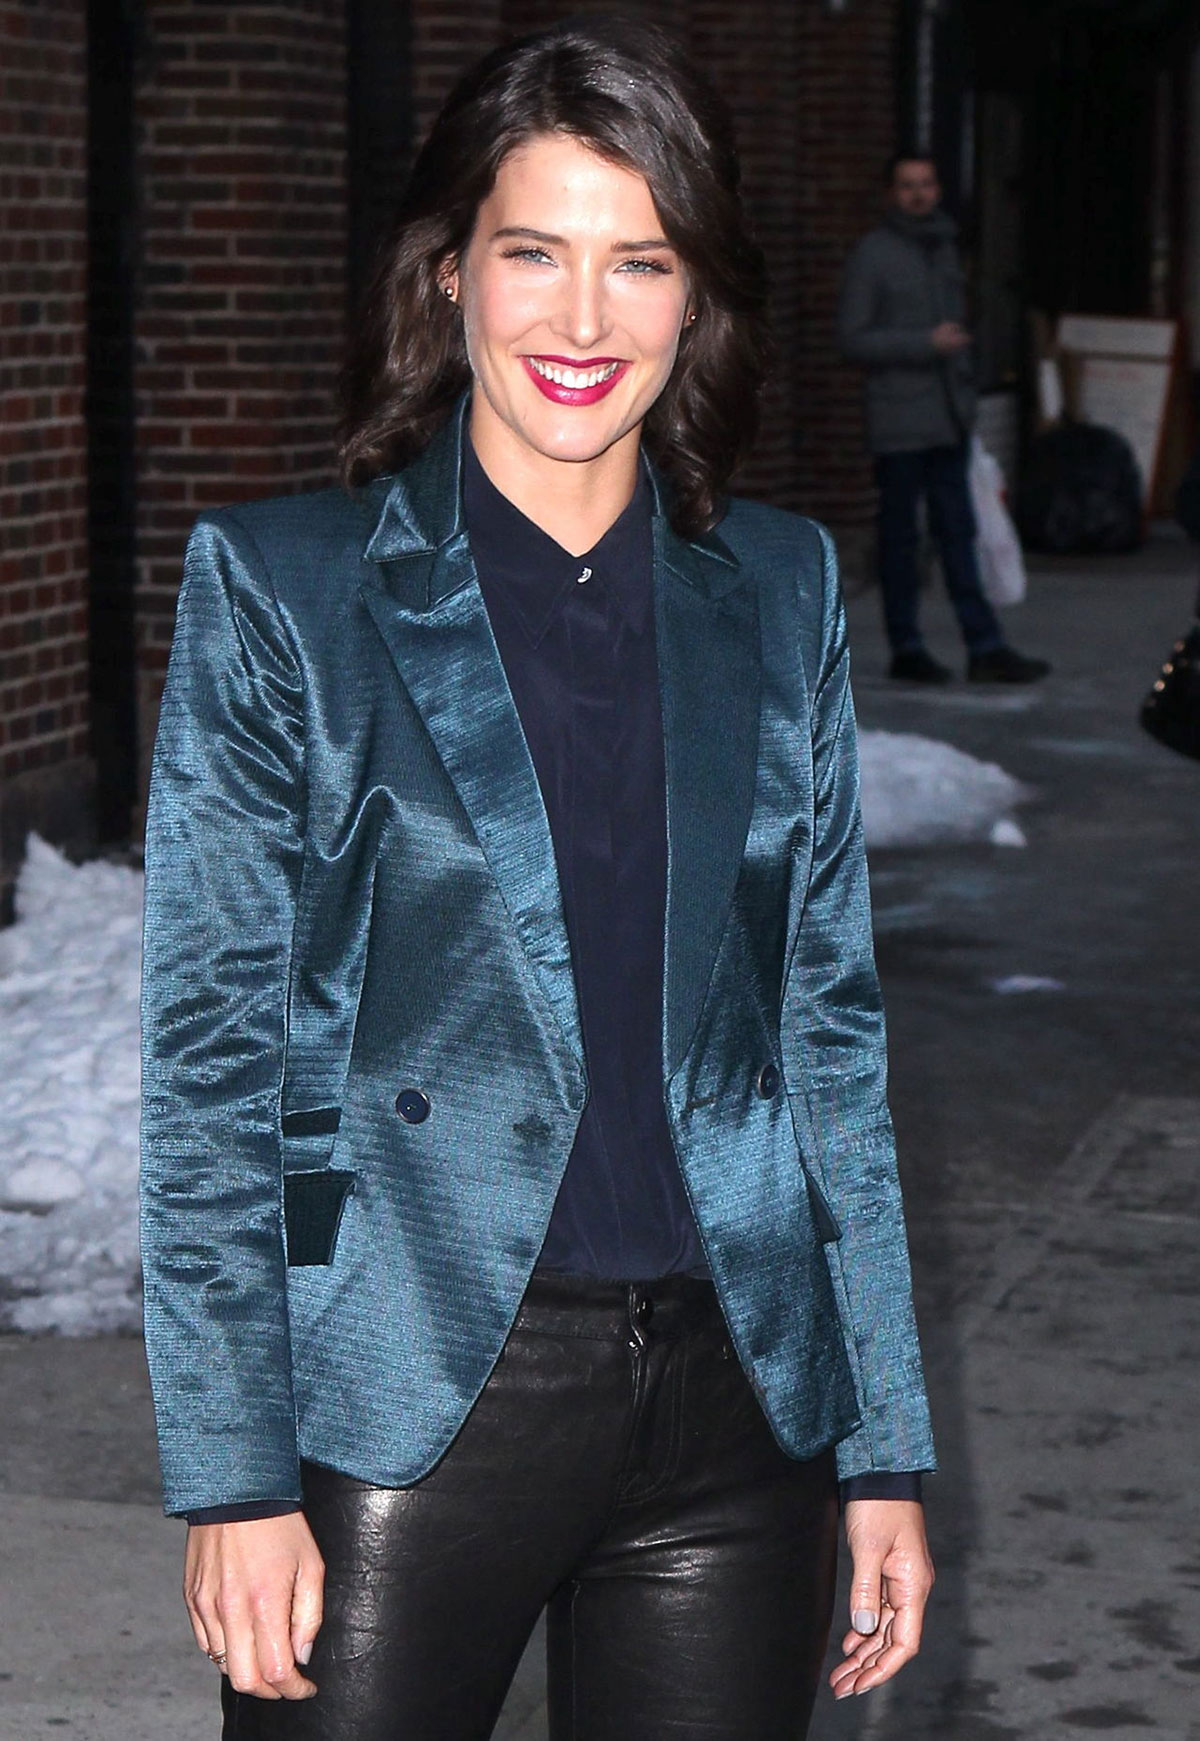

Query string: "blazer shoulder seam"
[[214, 506, 308, 688]]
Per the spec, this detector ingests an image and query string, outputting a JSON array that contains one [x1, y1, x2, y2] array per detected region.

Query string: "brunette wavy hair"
[[338, 15, 769, 537]]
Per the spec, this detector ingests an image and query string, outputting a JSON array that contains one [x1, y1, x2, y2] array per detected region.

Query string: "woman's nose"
[[552, 268, 610, 350]]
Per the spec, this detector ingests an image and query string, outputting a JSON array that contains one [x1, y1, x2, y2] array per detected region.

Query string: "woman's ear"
[[436, 258, 460, 304]]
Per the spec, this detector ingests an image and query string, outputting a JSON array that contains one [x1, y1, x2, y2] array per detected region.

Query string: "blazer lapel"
[[358, 415, 583, 1064], [655, 513, 762, 1076], [358, 405, 761, 1083]]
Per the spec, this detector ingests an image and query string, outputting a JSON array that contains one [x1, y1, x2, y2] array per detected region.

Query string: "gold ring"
[[207, 1649, 227, 1667]]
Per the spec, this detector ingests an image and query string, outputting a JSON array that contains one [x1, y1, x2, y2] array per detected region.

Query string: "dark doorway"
[[964, 0, 1198, 325], [347, 0, 414, 309], [899, 0, 1199, 458], [85, 0, 141, 845]]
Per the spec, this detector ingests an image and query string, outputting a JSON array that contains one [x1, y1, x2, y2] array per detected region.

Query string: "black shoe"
[[889, 649, 953, 684], [967, 647, 1051, 684]]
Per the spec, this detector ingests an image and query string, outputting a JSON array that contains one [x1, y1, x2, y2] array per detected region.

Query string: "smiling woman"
[[441, 134, 694, 550], [339, 19, 769, 542], [140, 16, 935, 1741]]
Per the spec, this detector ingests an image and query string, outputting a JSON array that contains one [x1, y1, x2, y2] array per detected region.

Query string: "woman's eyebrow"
[[489, 226, 674, 253], [490, 226, 563, 244]]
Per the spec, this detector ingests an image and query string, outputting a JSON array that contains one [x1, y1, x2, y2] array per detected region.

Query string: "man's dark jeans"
[[874, 442, 1005, 657]]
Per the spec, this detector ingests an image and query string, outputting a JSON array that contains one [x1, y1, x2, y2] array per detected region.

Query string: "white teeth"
[[529, 359, 620, 389]]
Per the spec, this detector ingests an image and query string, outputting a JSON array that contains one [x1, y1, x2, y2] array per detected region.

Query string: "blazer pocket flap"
[[281, 1106, 342, 1138], [283, 1169, 355, 1266]]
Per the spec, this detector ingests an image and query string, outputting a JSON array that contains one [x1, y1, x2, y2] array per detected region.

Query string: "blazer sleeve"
[[784, 525, 935, 1480], [836, 237, 940, 368], [139, 510, 306, 1516]]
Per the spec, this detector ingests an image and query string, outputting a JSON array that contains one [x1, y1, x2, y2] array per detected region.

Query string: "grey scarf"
[[883, 206, 959, 249]]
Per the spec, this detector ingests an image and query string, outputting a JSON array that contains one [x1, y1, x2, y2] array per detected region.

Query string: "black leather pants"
[[222, 1272, 839, 1741]]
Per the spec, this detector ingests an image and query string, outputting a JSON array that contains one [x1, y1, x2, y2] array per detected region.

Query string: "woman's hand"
[[184, 1514, 325, 1700], [829, 1498, 934, 1699]]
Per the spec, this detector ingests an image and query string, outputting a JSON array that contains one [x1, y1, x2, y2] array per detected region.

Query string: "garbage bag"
[[1174, 446, 1200, 543], [1015, 420, 1143, 554]]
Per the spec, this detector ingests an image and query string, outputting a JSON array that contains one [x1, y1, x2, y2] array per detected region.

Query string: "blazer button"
[[395, 1088, 431, 1124], [756, 1063, 781, 1100]]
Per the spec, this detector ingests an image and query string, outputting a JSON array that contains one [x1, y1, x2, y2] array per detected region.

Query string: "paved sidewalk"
[[0, 1491, 213, 1739], [819, 534, 1200, 1741], [1, 536, 1197, 1739], [820, 1095, 1200, 1741]]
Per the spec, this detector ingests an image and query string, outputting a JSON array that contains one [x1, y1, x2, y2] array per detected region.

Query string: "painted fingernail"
[[298, 1642, 313, 1665], [852, 1609, 878, 1634]]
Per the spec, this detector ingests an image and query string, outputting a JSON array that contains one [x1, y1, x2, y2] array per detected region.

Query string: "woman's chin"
[[471, 372, 652, 469], [517, 407, 641, 467]]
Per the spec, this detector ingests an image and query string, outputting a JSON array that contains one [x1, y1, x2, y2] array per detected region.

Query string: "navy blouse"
[[464, 438, 707, 1281]]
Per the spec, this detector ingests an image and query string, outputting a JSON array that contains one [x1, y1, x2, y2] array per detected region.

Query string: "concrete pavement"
[[1, 533, 1198, 1739], [825, 531, 1200, 1741]]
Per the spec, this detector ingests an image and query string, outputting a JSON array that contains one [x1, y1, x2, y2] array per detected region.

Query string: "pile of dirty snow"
[[0, 837, 143, 1332], [858, 730, 1028, 849], [0, 727, 1027, 1333]]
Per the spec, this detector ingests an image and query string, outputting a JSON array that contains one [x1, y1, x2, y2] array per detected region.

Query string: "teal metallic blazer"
[[140, 401, 935, 1515]]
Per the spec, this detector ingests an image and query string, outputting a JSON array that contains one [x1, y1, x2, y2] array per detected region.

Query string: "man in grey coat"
[[838, 155, 1049, 683]]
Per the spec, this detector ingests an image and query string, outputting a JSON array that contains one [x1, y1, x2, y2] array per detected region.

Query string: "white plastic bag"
[[969, 435, 1027, 607]]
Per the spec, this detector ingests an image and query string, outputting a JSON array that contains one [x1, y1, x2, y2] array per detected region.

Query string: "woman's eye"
[[619, 257, 672, 275], [502, 246, 554, 265]]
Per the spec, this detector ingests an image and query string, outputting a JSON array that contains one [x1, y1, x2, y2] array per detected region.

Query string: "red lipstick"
[[521, 355, 630, 407]]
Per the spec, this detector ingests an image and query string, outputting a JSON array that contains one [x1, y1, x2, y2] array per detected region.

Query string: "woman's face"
[[448, 132, 691, 473]]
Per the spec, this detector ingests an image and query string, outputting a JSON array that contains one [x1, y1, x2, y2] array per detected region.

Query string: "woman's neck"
[[466, 400, 642, 557]]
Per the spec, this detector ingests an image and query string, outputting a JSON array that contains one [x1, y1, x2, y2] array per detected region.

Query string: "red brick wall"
[[794, 0, 900, 537], [411, 0, 504, 145], [689, 0, 809, 512], [0, 0, 93, 883], [0, 0, 898, 871], [133, 0, 348, 778]]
